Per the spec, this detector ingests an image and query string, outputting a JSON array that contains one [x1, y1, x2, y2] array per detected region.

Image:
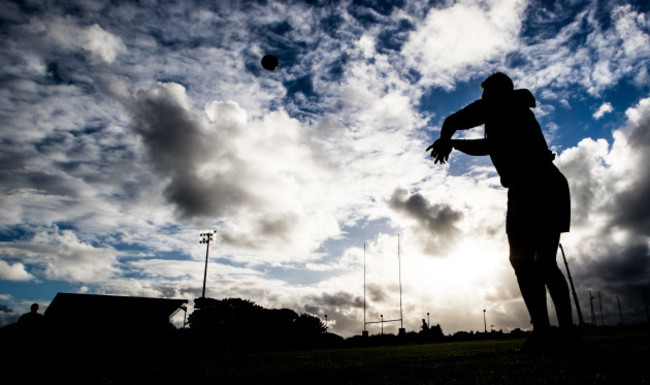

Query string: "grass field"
[[92, 327, 649, 384]]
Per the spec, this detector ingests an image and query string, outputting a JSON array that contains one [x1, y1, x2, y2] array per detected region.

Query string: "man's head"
[[481, 72, 514, 99], [30, 303, 39, 313]]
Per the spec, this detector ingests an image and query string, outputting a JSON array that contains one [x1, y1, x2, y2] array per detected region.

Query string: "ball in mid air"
[[261, 54, 279, 71]]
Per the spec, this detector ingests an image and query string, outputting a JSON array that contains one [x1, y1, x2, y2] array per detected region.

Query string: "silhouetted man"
[[19, 303, 45, 344], [427, 72, 577, 352]]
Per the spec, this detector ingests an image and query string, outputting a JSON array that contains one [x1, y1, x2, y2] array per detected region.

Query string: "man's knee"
[[509, 248, 536, 274], [510, 254, 531, 272], [508, 233, 534, 272]]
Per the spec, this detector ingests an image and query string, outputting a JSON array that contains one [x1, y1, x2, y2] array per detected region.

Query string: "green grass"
[[89, 328, 650, 384]]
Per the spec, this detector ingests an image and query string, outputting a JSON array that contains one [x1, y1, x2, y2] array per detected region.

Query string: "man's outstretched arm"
[[427, 100, 487, 163], [440, 100, 486, 139], [451, 139, 490, 156]]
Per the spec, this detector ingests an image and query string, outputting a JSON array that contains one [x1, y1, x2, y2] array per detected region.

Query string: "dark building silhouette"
[[44, 292, 187, 348], [0, 293, 188, 385]]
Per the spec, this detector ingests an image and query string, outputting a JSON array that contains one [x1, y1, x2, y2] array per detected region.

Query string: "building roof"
[[45, 292, 188, 332]]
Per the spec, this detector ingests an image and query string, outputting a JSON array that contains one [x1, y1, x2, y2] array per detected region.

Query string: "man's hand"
[[426, 139, 452, 164]]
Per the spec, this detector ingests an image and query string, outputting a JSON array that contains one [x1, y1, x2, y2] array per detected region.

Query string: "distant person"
[[426, 72, 578, 353], [19, 303, 45, 344], [421, 319, 429, 332]]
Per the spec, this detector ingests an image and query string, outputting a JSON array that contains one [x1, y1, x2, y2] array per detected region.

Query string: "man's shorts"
[[506, 164, 570, 234]]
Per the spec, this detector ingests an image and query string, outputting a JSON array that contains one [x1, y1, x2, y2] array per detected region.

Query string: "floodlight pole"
[[200, 230, 217, 298], [483, 309, 487, 333]]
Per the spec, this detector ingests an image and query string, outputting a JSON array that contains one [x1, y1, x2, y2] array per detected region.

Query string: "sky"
[[1, 0, 649, 337]]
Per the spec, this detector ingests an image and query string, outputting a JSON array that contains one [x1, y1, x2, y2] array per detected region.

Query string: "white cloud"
[[518, 3, 650, 97], [403, 0, 526, 88], [24, 16, 125, 64], [625, 96, 650, 126], [0, 227, 120, 282], [612, 5, 650, 59], [0, 260, 34, 281], [593, 102, 614, 119], [112, 81, 347, 260]]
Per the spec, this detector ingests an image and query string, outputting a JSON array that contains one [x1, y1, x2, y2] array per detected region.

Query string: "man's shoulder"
[[19, 312, 44, 322]]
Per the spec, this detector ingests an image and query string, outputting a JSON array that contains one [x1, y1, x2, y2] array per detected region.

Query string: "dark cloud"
[[558, 100, 650, 326], [389, 188, 463, 256], [257, 214, 299, 243], [575, 283, 650, 327], [122, 84, 254, 220], [302, 291, 365, 337], [594, 243, 650, 285], [219, 213, 300, 249], [306, 291, 363, 311], [366, 283, 387, 303], [322, 291, 364, 309], [0, 311, 19, 327], [611, 105, 650, 236], [153, 284, 182, 299], [573, 241, 649, 326], [162, 172, 251, 221], [0, 304, 13, 313], [575, 240, 650, 286]]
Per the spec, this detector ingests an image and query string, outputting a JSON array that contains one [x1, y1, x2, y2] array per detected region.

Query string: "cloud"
[[304, 291, 364, 313], [301, 291, 365, 334], [46, 17, 125, 64], [593, 102, 613, 119], [110, 80, 351, 258], [555, 95, 650, 324], [403, 0, 526, 88], [0, 226, 120, 282], [591, 242, 650, 286], [0, 260, 34, 281], [123, 83, 255, 220], [610, 97, 650, 236], [13, 14, 125, 65], [389, 188, 464, 256], [515, 3, 650, 97]]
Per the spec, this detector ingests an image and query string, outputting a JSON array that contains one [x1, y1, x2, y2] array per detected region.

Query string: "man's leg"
[[535, 232, 573, 329], [508, 232, 550, 331]]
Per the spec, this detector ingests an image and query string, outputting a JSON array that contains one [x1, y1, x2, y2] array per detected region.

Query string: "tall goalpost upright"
[[363, 234, 406, 336]]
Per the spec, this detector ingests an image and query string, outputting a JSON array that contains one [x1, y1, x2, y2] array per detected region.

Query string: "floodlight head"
[[200, 230, 217, 244]]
